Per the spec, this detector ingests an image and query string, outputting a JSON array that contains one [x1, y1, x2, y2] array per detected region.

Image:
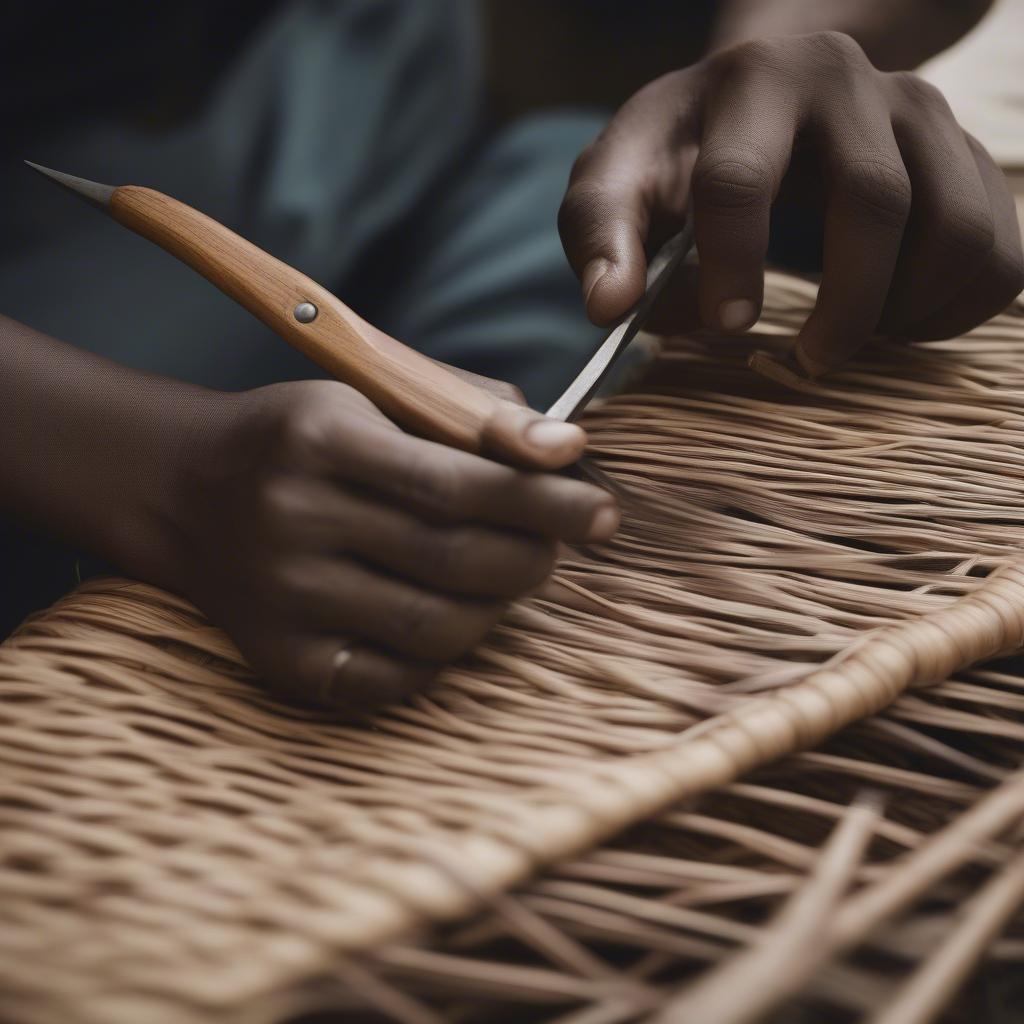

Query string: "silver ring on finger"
[[317, 640, 354, 709]]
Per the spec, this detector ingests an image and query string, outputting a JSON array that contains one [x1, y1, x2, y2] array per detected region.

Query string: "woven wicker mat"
[[2, 272, 1024, 1024]]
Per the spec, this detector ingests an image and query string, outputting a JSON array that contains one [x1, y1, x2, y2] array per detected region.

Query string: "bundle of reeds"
[[1, 271, 1023, 1024]]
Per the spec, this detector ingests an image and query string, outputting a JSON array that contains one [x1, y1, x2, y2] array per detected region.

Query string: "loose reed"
[[1, 271, 1023, 1023], [653, 793, 883, 1024]]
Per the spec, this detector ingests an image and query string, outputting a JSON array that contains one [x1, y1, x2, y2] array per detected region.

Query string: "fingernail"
[[717, 298, 757, 332], [587, 503, 620, 541], [582, 258, 610, 307], [524, 418, 585, 453]]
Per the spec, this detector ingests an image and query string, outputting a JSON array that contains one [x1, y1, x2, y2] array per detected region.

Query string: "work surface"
[[3, 270, 1024, 1023]]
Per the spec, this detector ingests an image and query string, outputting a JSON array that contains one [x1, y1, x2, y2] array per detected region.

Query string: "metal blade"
[[24, 161, 116, 211], [546, 215, 695, 422], [563, 456, 632, 502]]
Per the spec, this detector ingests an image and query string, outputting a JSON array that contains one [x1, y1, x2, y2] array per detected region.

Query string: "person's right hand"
[[166, 379, 618, 714]]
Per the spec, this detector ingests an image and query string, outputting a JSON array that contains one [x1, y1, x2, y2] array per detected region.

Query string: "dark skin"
[[174, 377, 619, 710], [3, 2, 1022, 713], [558, 7, 1024, 373]]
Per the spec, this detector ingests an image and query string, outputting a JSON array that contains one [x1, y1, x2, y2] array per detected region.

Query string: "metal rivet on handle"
[[293, 301, 318, 323]]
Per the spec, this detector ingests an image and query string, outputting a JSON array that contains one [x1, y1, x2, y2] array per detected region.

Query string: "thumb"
[[481, 401, 588, 471], [558, 179, 650, 326]]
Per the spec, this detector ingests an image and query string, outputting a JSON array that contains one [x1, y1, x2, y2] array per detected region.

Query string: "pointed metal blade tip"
[[24, 160, 115, 211]]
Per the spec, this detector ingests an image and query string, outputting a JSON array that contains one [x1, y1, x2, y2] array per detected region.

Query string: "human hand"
[[559, 31, 1024, 374], [167, 379, 617, 713]]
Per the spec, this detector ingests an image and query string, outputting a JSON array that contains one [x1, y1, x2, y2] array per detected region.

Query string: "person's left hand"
[[558, 31, 1024, 375]]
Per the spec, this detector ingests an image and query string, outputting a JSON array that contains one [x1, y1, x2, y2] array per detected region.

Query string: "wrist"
[[106, 384, 244, 600], [0, 316, 249, 603]]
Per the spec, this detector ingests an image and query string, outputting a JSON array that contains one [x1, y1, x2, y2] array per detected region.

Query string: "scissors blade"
[[546, 215, 695, 423]]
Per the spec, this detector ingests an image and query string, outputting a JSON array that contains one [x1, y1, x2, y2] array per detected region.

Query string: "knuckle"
[[392, 589, 441, 647], [712, 31, 868, 84], [840, 158, 911, 225], [714, 37, 779, 73], [693, 149, 773, 213], [424, 529, 473, 584], [259, 474, 304, 525], [399, 450, 464, 516], [810, 30, 868, 67], [390, 591, 456, 660], [500, 382, 527, 406], [279, 405, 331, 462], [889, 71, 951, 114]]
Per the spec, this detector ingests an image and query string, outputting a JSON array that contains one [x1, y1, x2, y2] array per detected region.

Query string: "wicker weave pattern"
[[2, 273, 1023, 1023]]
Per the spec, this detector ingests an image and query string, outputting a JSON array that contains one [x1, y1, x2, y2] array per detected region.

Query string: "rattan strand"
[[2, 271, 1024, 1023]]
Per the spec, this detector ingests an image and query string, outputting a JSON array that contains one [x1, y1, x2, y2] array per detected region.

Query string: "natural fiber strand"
[[867, 848, 1024, 1024], [1, 271, 1023, 1022], [654, 793, 882, 1024]]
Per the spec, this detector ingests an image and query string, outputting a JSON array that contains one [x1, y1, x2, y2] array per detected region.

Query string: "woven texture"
[[2, 273, 1024, 1023]]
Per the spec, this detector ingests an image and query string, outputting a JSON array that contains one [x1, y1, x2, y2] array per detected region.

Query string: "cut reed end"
[[748, 350, 818, 393]]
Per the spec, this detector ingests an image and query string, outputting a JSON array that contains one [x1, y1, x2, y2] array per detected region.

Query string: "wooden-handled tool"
[[25, 163, 509, 457], [26, 162, 692, 492]]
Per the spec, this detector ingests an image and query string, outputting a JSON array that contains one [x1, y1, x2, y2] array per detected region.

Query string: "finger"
[[880, 75, 996, 332], [264, 633, 436, 714], [480, 402, 588, 472], [275, 557, 506, 664], [559, 166, 652, 327], [908, 133, 1024, 339], [355, 514, 558, 599], [296, 413, 619, 542], [691, 73, 797, 333], [267, 479, 559, 598], [280, 378, 587, 474], [558, 77, 692, 325], [794, 103, 912, 375], [426, 364, 592, 473]]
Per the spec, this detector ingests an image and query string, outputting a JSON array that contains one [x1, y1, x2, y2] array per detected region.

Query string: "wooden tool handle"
[[110, 186, 503, 453]]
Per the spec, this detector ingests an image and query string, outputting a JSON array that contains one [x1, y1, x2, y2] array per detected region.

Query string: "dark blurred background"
[[3, 2, 716, 133]]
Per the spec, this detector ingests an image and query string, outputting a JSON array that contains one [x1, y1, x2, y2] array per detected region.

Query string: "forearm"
[[0, 314, 227, 592], [711, 0, 993, 69]]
